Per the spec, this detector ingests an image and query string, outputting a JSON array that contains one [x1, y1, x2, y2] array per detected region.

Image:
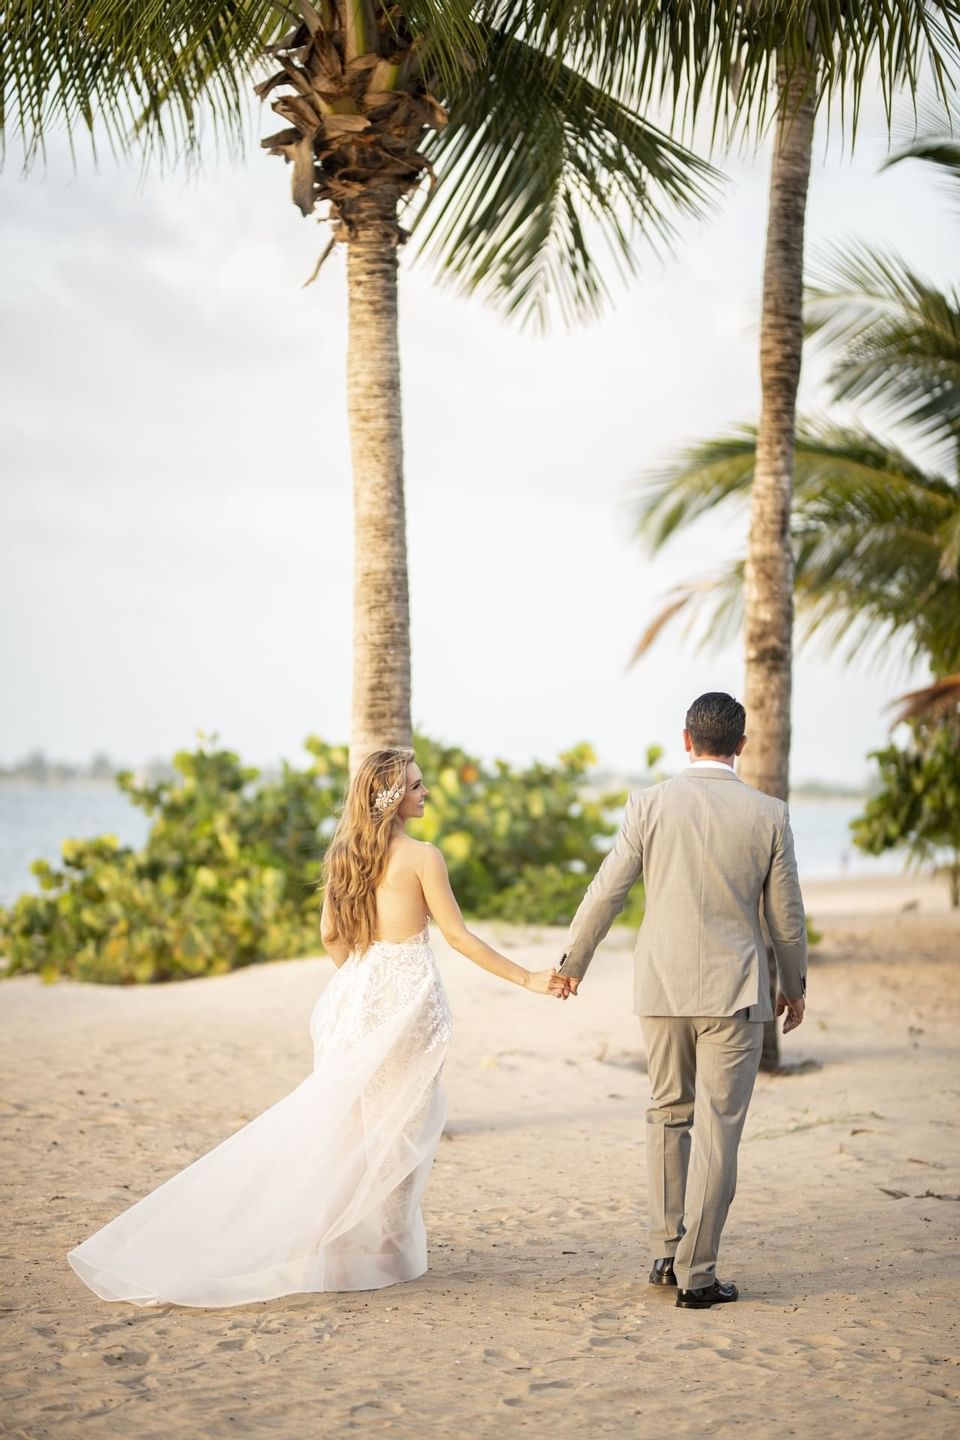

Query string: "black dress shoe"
[[675, 1279, 738, 1309], [649, 1258, 677, 1287]]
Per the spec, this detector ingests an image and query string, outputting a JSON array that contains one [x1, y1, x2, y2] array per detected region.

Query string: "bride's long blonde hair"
[[322, 748, 415, 956]]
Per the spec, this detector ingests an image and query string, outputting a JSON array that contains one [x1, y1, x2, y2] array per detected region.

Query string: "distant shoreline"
[[0, 777, 120, 789], [0, 775, 869, 800], [790, 786, 867, 802]]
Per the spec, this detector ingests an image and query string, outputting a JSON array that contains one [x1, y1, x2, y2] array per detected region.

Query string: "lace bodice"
[[310, 928, 452, 1059]]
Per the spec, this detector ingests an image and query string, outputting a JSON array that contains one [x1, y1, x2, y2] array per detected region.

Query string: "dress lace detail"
[[68, 930, 452, 1307]]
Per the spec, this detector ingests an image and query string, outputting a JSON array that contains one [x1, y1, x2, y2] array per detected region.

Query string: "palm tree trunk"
[[740, 60, 816, 1071], [346, 194, 412, 770]]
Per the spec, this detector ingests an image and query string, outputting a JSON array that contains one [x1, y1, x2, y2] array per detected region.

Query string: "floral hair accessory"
[[372, 777, 405, 815]]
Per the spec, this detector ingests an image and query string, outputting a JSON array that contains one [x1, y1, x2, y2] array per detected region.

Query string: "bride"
[[68, 748, 568, 1307]]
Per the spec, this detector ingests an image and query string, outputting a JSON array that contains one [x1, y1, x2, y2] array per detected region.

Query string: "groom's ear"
[[735, 734, 747, 756]]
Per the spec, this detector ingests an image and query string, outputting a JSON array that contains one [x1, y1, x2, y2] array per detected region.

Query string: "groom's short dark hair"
[[685, 692, 746, 756]]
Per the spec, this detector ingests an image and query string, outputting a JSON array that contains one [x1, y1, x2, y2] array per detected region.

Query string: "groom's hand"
[[777, 992, 804, 1034], [564, 976, 579, 997]]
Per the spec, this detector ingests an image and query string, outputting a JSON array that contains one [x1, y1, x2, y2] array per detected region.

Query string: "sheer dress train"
[[68, 928, 452, 1306]]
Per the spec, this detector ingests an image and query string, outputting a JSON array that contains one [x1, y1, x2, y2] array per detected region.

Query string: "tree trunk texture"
[[346, 195, 412, 772], [742, 62, 816, 1072]]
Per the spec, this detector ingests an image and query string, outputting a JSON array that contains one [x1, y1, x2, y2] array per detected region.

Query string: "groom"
[[558, 693, 807, 1309]]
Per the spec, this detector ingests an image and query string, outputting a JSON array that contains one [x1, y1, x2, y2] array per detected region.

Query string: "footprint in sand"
[[588, 1335, 634, 1351], [102, 1347, 149, 1366], [529, 1379, 575, 1394], [767, 1334, 854, 1370], [804, 1333, 851, 1349], [349, 1400, 403, 1423], [733, 1337, 848, 1374], [483, 1347, 531, 1372], [694, 1334, 738, 1353]]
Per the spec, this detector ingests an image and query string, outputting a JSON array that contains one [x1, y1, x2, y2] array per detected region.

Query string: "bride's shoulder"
[[392, 834, 439, 865], [394, 836, 445, 873]]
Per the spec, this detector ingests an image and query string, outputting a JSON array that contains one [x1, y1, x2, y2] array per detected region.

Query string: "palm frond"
[[552, 1, 784, 143], [628, 567, 744, 667], [889, 673, 960, 724], [630, 428, 757, 551], [883, 84, 960, 198], [612, 2, 960, 148], [629, 416, 960, 674], [2, 1, 285, 162], [0, 0, 483, 163], [806, 242, 960, 457], [787, 1, 960, 134], [412, 27, 720, 329], [887, 133, 960, 184], [780, 1, 960, 138], [779, 423, 960, 673]]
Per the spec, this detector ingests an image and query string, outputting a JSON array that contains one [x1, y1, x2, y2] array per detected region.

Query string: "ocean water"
[[0, 784, 905, 908], [0, 786, 151, 907]]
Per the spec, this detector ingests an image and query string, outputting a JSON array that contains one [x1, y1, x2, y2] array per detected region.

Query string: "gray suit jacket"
[[559, 766, 807, 1020]]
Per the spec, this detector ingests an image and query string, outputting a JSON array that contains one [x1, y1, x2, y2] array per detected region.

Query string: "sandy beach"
[[2, 879, 958, 1440]]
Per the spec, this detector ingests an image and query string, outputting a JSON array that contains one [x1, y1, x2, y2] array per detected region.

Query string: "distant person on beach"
[[68, 749, 567, 1307], [558, 692, 807, 1309]]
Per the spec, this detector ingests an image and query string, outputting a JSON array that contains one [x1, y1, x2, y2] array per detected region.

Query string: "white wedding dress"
[[68, 927, 452, 1307]]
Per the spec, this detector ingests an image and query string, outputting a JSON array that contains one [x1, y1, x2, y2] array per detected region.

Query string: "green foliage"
[[0, 735, 651, 984], [851, 720, 960, 907], [409, 736, 646, 927], [0, 738, 348, 984]]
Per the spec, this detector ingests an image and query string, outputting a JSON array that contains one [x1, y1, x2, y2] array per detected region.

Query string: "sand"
[[2, 886, 958, 1439], [800, 871, 955, 917]]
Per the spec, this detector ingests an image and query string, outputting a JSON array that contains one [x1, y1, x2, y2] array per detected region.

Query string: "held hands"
[[776, 991, 805, 1034], [525, 968, 576, 999]]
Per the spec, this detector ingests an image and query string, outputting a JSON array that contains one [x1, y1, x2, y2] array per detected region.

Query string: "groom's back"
[[633, 769, 796, 1019]]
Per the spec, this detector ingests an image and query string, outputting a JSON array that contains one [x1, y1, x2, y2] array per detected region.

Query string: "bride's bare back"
[[373, 835, 430, 942]]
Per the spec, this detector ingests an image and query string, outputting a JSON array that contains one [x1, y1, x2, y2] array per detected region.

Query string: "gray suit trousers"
[[640, 1014, 762, 1291]]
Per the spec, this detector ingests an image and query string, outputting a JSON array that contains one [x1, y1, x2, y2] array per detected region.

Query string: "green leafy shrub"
[[0, 739, 347, 983], [0, 735, 650, 983], [851, 718, 960, 907]]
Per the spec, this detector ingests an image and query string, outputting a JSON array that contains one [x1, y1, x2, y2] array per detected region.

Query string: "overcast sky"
[[1, 87, 954, 786]]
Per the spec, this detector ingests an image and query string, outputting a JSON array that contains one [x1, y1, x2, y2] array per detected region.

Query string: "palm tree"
[[629, 99, 960, 680], [629, 90, 960, 1068], [3, 0, 717, 769], [631, 2, 960, 802]]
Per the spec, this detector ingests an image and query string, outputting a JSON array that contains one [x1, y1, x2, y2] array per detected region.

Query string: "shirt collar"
[[689, 759, 736, 771]]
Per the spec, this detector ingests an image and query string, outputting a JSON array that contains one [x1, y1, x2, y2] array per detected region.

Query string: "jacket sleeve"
[[559, 792, 644, 983], [763, 805, 808, 1001]]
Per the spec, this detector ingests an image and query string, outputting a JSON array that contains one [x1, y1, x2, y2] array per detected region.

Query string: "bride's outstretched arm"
[[419, 845, 567, 998]]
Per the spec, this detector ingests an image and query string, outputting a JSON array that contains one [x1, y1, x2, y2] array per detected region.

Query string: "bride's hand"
[[525, 968, 571, 998]]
